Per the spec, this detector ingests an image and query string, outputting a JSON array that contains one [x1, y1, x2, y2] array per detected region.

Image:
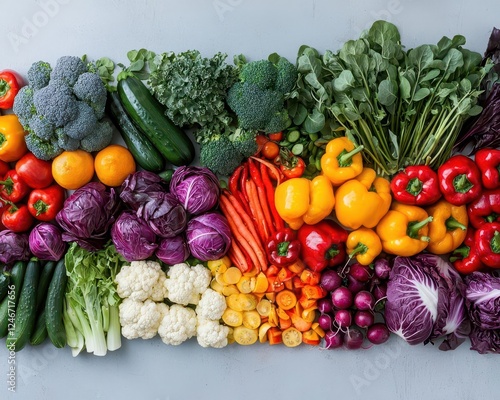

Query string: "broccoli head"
[[27, 61, 52, 90], [200, 135, 244, 176], [73, 72, 107, 119], [55, 128, 80, 151], [227, 55, 297, 133], [79, 120, 113, 153], [62, 101, 98, 140], [24, 132, 63, 161], [33, 81, 78, 127], [50, 56, 88, 87], [229, 128, 258, 158], [29, 114, 55, 140], [12, 86, 36, 126]]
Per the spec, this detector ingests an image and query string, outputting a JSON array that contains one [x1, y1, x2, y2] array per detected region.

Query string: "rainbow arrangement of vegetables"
[[1, 20, 500, 356]]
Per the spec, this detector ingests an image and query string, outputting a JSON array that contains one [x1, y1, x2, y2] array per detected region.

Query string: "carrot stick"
[[248, 159, 274, 236], [219, 195, 265, 272], [228, 241, 249, 273], [224, 190, 263, 249], [220, 193, 267, 271], [260, 162, 285, 231], [246, 179, 270, 243]]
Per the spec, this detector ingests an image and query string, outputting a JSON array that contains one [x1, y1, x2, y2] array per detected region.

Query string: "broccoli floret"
[[200, 135, 244, 176], [27, 61, 52, 90], [55, 128, 80, 151], [29, 115, 55, 140], [33, 81, 78, 127], [25, 132, 63, 161], [229, 128, 258, 158], [13, 86, 36, 126], [227, 55, 297, 133], [50, 56, 88, 87], [240, 60, 278, 89], [73, 72, 107, 119], [79, 120, 113, 152], [62, 101, 98, 140]]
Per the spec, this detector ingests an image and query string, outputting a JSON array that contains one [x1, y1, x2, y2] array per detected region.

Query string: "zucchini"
[[0, 261, 27, 338], [45, 259, 67, 348], [30, 309, 48, 346], [0, 268, 10, 302], [6, 260, 40, 351], [106, 90, 164, 172], [117, 75, 195, 166]]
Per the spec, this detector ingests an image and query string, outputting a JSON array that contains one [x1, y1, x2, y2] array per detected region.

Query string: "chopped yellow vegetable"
[[233, 326, 258, 345]]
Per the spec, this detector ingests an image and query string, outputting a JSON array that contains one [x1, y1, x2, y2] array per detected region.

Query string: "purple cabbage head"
[[56, 182, 119, 251], [137, 192, 187, 238], [111, 210, 158, 262], [119, 171, 167, 210], [0, 231, 30, 264], [465, 271, 500, 330], [156, 235, 190, 265], [470, 324, 500, 354], [185, 212, 231, 261], [385, 254, 467, 348], [29, 223, 66, 261], [169, 166, 220, 215]]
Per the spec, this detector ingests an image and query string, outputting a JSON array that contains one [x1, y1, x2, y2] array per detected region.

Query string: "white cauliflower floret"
[[196, 288, 227, 320], [115, 260, 167, 301], [196, 318, 230, 348], [164, 263, 211, 306], [158, 304, 197, 345], [119, 298, 167, 340]]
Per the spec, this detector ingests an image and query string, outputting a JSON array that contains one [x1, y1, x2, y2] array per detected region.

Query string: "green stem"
[[348, 242, 368, 258], [449, 245, 470, 262], [407, 216, 433, 240], [445, 216, 467, 231], [491, 231, 500, 254], [406, 178, 423, 196], [453, 174, 473, 194], [0, 79, 9, 98], [337, 146, 364, 167]]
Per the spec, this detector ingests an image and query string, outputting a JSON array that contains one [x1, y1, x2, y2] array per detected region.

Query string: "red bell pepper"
[[437, 155, 482, 206], [0, 170, 30, 203], [1, 203, 34, 232], [475, 222, 500, 268], [467, 189, 500, 229], [0, 70, 20, 110], [390, 165, 441, 206], [266, 228, 301, 266], [27, 184, 66, 222], [450, 228, 484, 274], [0, 160, 9, 178], [475, 148, 500, 190], [15, 152, 53, 189], [297, 219, 348, 272]]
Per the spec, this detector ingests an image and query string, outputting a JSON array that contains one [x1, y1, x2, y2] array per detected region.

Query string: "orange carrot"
[[250, 156, 283, 185], [219, 195, 266, 272], [224, 191, 263, 249], [228, 241, 249, 273], [276, 290, 297, 311], [248, 158, 274, 236], [246, 179, 270, 242], [260, 162, 285, 231]]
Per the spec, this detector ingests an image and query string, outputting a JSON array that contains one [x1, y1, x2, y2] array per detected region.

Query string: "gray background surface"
[[1, 1, 499, 399]]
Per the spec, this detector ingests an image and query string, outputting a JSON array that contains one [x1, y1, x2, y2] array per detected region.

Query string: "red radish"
[[345, 328, 364, 349], [334, 309, 352, 328], [373, 283, 387, 301], [318, 313, 333, 331], [348, 263, 372, 282], [324, 330, 344, 349], [346, 274, 367, 294], [354, 310, 375, 329], [331, 286, 353, 310], [374, 258, 391, 280], [320, 269, 343, 292], [367, 323, 390, 345], [317, 298, 333, 314], [354, 290, 375, 311]]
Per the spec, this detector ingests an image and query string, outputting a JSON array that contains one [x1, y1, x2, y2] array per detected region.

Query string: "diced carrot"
[[276, 307, 290, 320], [265, 292, 276, 302], [291, 316, 313, 333], [266, 264, 280, 277], [284, 279, 294, 291], [292, 276, 306, 290], [300, 269, 321, 286], [268, 327, 283, 345], [298, 295, 317, 310], [311, 322, 326, 338], [278, 267, 294, 282], [267, 275, 285, 292], [279, 316, 292, 330], [302, 285, 327, 300], [288, 259, 306, 275], [276, 289, 297, 311], [302, 329, 321, 346]]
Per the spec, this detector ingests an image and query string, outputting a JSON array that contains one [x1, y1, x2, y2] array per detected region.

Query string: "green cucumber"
[[36, 261, 56, 313], [45, 259, 67, 348], [117, 75, 195, 166], [0, 269, 10, 302], [6, 260, 40, 351], [106, 90, 164, 172], [30, 308, 48, 346], [0, 261, 27, 338]]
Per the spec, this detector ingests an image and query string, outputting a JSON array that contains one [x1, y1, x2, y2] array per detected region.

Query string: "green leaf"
[[459, 78, 472, 93], [436, 83, 457, 98], [293, 103, 308, 125], [268, 52, 281, 65], [333, 70, 355, 92], [378, 79, 398, 106], [408, 45, 434, 71], [468, 104, 483, 116], [343, 106, 361, 121], [304, 72, 323, 90], [128, 59, 145, 72], [399, 76, 411, 99], [367, 20, 401, 49], [304, 108, 325, 133], [420, 69, 441, 83], [127, 49, 139, 62], [442, 48, 464, 75], [388, 129, 399, 159], [413, 87, 431, 102], [297, 49, 322, 77]]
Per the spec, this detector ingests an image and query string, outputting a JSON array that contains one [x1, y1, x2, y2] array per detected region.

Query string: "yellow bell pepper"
[[346, 227, 382, 265], [376, 202, 433, 257], [425, 200, 468, 255], [274, 175, 335, 230], [334, 168, 392, 230], [321, 136, 364, 186], [0, 115, 27, 162]]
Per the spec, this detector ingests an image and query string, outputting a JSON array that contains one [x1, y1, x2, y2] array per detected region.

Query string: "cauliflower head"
[[164, 263, 211, 306], [119, 298, 168, 340], [115, 260, 167, 302], [158, 304, 197, 345], [196, 318, 230, 348], [195, 288, 227, 321]]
